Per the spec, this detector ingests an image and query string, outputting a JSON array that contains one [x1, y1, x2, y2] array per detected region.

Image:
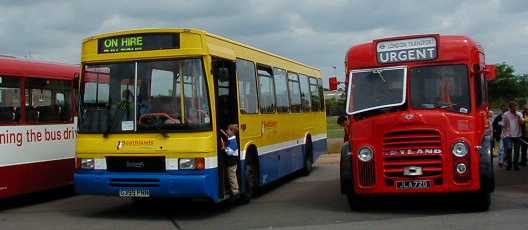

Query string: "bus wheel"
[[302, 140, 313, 176], [239, 155, 258, 204], [346, 192, 368, 210]]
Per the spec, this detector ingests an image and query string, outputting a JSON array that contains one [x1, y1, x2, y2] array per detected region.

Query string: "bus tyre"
[[302, 140, 313, 176], [346, 192, 367, 210]]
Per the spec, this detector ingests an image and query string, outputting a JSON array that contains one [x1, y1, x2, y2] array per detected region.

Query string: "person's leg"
[[227, 165, 239, 195], [521, 137, 528, 166], [513, 138, 521, 170], [499, 139, 505, 166], [504, 137, 513, 170]]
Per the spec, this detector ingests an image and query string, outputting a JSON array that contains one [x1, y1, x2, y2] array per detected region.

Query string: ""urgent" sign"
[[376, 37, 437, 64]]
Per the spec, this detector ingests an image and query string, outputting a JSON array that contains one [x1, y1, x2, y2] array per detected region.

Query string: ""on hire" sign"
[[376, 37, 437, 64]]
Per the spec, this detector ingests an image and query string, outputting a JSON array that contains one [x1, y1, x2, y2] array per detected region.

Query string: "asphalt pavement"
[[1, 154, 528, 230]]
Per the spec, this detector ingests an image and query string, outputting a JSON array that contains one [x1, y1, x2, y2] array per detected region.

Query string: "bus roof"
[[346, 34, 483, 70], [0, 56, 79, 80], [82, 28, 321, 77]]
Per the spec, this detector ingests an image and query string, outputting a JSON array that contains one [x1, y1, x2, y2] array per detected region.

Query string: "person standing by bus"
[[221, 124, 240, 197], [520, 106, 528, 167], [502, 101, 524, 171], [493, 105, 507, 167], [337, 115, 349, 142]]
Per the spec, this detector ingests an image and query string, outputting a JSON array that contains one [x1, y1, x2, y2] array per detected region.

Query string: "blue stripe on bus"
[[74, 168, 221, 202], [257, 138, 327, 186]]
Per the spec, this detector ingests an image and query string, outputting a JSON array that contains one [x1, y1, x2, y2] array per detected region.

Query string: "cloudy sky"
[[1, 0, 527, 83]]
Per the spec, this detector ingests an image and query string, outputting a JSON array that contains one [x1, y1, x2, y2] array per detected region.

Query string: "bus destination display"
[[376, 37, 437, 64], [98, 33, 180, 53]]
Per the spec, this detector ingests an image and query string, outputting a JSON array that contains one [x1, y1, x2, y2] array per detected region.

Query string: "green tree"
[[488, 63, 528, 108]]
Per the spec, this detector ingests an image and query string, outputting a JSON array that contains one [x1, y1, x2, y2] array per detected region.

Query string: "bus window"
[[288, 72, 301, 112], [475, 72, 488, 106], [411, 65, 470, 113], [273, 68, 289, 113], [257, 66, 275, 114], [80, 63, 135, 132], [236, 59, 258, 114], [0, 76, 21, 123], [26, 78, 72, 123], [318, 79, 325, 110], [299, 75, 312, 112], [309, 77, 321, 112], [137, 59, 211, 131]]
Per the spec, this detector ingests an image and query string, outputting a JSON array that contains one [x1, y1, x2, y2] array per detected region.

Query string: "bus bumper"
[[74, 169, 220, 202]]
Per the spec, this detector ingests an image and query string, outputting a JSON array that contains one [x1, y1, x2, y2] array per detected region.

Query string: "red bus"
[[340, 34, 496, 211], [0, 57, 79, 199]]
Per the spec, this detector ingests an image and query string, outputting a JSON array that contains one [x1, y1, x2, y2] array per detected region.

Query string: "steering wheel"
[[139, 113, 181, 128]]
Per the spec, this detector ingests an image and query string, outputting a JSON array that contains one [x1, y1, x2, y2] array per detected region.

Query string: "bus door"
[[212, 58, 239, 198]]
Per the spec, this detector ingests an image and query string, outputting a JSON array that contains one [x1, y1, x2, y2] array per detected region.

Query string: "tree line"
[[489, 63, 528, 109]]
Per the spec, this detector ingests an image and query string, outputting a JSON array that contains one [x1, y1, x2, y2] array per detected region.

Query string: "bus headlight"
[[452, 141, 469, 157], [80, 158, 94, 170], [358, 147, 374, 162], [179, 158, 205, 170], [456, 163, 467, 174]]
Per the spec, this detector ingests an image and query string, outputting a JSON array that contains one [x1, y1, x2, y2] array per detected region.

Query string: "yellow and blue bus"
[[74, 28, 327, 202]]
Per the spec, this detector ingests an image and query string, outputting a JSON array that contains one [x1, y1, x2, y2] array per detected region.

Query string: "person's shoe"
[[519, 162, 527, 167], [498, 162, 503, 168], [506, 166, 512, 171], [514, 166, 520, 171]]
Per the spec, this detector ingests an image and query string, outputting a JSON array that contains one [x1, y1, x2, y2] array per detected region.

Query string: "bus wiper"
[[371, 69, 386, 82]]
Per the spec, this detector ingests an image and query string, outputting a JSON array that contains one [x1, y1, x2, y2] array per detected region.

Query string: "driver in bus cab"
[[438, 70, 454, 106], [221, 124, 240, 198]]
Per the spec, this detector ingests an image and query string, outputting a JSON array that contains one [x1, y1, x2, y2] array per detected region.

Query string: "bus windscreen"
[[346, 67, 406, 115]]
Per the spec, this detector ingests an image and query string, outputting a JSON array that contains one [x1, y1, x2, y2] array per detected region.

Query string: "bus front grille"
[[106, 156, 166, 172], [109, 178, 161, 187], [383, 129, 441, 150], [383, 155, 443, 178]]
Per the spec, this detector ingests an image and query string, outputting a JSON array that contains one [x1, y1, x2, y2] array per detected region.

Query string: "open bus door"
[[212, 58, 239, 199]]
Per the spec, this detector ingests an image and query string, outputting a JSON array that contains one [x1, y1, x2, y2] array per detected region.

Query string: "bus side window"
[[236, 59, 258, 114], [0, 76, 22, 123], [309, 77, 321, 112], [27, 78, 72, 123], [318, 79, 325, 110], [287, 72, 301, 113], [273, 68, 290, 113], [257, 65, 276, 114], [299, 75, 312, 112]]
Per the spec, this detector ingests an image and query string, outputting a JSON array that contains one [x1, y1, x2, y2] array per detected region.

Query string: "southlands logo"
[[385, 148, 442, 156], [116, 139, 154, 149]]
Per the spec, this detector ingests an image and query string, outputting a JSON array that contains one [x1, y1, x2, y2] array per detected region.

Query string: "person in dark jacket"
[[492, 105, 507, 167], [337, 115, 349, 142]]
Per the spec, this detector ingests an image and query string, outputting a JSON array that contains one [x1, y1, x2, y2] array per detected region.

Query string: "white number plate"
[[119, 189, 151, 198], [396, 180, 432, 189]]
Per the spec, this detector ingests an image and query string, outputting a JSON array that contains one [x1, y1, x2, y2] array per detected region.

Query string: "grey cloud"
[[0, 0, 527, 84]]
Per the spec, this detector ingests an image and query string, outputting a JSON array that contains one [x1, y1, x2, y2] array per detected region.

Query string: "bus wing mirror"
[[484, 64, 496, 81], [329, 77, 338, 90]]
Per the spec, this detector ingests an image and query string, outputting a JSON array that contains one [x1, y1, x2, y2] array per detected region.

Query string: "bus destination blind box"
[[98, 33, 180, 53], [376, 36, 437, 64]]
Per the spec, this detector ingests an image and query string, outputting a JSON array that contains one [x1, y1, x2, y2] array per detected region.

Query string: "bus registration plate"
[[119, 189, 151, 198], [396, 180, 432, 189]]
